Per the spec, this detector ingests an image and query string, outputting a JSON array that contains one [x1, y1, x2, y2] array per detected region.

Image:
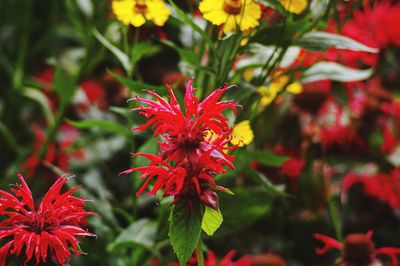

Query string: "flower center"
[[223, 0, 243, 15], [134, 3, 148, 14], [343, 234, 375, 266]]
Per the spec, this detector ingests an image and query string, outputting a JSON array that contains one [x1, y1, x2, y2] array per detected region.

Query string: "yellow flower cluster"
[[112, 0, 170, 27], [257, 75, 303, 107], [199, 0, 262, 33]]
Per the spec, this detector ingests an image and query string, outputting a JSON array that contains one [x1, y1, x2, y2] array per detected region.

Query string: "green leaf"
[[93, 28, 132, 73], [131, 42, 160, 65], [301, 62, 374, 83], [66, 119, 131, 138], [244, 150, 289, 167], [250, 20, 310, 46], [22, 87, 55, 126], [163, 40, 200, 66], [295, 31, 379, 52], [242, 167, 287, 196], [107, 219, 157, 253], [108, 71, 168, 95], [218, 188, 272, 232], [169, 201, 203, 266], [202, 207, 223, 236]]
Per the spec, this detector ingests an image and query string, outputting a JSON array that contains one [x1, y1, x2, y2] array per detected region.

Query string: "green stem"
[[327, 196, 343, 242], [197, 238, 204, 266], [12, 0, 33, 90]]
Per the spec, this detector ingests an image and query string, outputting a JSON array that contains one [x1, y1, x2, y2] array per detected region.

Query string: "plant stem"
[[327, 195, 343, 242], [197, 238, 204, 266]]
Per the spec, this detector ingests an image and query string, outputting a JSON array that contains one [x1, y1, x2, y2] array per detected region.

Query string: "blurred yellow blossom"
[[112, 0, 170, 27], [230, 120, 254, 147], [199, 0, 261, 33], [257, 75, 303, 108], [278, 0, 308, 14]]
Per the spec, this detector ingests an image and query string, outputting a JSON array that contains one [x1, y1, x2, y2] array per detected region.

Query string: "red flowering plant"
[[122, 77, 239, 265], [314, 231, 400, 266], [0, 174, 95, 265]]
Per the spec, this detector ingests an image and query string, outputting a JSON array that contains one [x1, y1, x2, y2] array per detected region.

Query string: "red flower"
[[314, 231, 400, 266], [342, 169, 400, 209], [77, 79, 108, 111], [124, 78, 239, 207], [22, 124, 85, 178], [131, 78, 239, 165], [0, 174, 95, 266], [317, 98, 365, 150]]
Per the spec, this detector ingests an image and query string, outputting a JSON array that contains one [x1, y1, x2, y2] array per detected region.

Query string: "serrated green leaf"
[[169, 201, 203, 266], [107, 219, 157, 253], [202, 207, 223, 236], [66, 119, 131, 138], [301, 62, 374, 83], [295, 32, 379, 52]]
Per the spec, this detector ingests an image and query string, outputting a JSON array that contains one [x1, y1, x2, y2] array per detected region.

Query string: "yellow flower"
[[112, 0, 170, 27], [230, 120, 254, 147], [199, 0, 261, 33], [278, 0, 308, 14], [257, 75, 303, 107], [286, 81, 303, 94]]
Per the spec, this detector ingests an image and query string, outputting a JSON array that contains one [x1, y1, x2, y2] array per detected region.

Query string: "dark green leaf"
[[66, 119, 131, 138], [131, 42, 161, 65], [163, 40, 200, 66], [218, 188, 272, 232], [242, 167, 287, 196], [169, 201, 203, 266], [109, 71, 168, 95]]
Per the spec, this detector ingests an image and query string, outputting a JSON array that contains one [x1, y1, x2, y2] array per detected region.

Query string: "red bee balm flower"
[[123, 78, 240, 208], [0, 174, 95, 266]]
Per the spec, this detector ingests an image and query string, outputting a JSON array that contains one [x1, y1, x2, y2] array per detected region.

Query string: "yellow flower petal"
[[130, 13, 146, 27], [230, 120, 254, 147], [146, 0, 171, 26], [112, 0, 135, 25], [286, 81, 303, 94], [199, 0, 261, 33], [279, 0, 308, 14]]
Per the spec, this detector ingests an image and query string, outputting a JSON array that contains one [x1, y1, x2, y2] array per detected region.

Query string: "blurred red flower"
[[342, 168, 400, 209], [22, 124, 85, 178], [314, 231, 400, 266], [0, 174, 95, 266]]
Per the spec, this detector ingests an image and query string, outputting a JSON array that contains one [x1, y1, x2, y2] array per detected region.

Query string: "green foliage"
[[108, 219, 158, 253], [169, 201, 204, 265]]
